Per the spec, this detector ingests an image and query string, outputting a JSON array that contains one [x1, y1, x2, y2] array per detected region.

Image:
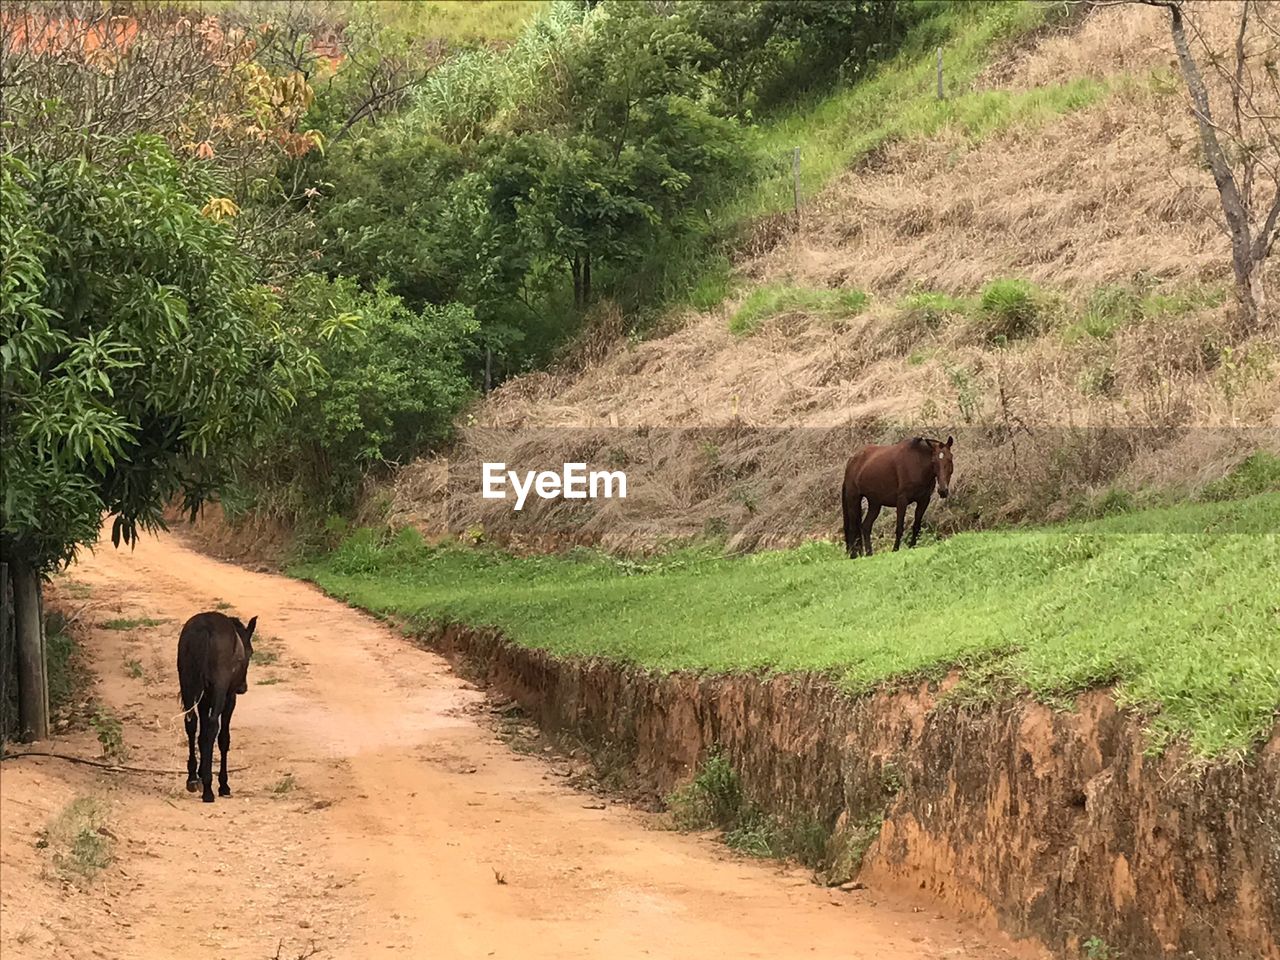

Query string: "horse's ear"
[[244, 616, 258, 640], [946, 435, 954, 448]]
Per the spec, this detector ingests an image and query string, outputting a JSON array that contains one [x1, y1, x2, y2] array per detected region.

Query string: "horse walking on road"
[[177, 612, 256, 803], [841, 436, 954, 558]]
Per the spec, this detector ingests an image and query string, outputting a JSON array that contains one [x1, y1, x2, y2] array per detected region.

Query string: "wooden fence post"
[[791, 147, 801, 213], [11, 559, 48, 741], [936, 47, 944, 100]]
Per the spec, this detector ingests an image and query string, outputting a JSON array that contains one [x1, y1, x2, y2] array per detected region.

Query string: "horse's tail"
[[841, 478, 858, 558]]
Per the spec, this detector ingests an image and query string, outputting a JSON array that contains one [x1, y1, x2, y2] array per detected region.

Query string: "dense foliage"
[[0, 139, 318, 573], [308, 0, 917, 376], [242, 277, 475, 516]]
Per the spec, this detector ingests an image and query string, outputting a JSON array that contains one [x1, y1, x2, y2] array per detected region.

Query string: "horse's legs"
[[198, 691, 224, 803], [862, 502, 881, 555], [909, 494, 932, 547], [843, 488, 863, 557], [893, 501, 908, 551], [217, 695, 236, 798], [184, 701, 199, 792]]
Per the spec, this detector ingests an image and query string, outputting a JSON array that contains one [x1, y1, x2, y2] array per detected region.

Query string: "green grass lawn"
[[293, 495, 1280, 758], [729, 1, 1107, 227]]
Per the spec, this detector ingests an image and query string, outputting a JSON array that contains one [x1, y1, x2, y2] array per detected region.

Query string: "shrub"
[[900, 291, 970, 329], [975, 278, 1046, 343], [730, 284, 870, 335], [1200, 453, 1280, 501]]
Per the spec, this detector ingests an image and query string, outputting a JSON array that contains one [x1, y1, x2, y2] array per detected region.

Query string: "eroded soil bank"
[[426, 622, 1280, 960]]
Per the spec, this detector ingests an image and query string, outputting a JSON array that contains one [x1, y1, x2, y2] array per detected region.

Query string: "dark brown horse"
[[841, 436, 954, 558], [177, 612, 256, 802]]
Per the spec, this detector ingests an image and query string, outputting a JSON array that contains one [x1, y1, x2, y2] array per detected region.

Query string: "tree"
[[1, 1, 324, 281], [0, 138, 319, 736], [242, 276, 475, 518], [1139, 0, 1280, 326]]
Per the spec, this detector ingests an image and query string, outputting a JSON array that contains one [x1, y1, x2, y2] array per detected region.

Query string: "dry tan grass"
[[385, 3, 1280, 551]]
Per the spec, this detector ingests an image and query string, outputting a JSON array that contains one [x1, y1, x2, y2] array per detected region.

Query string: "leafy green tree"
[[242, 276, 476, 518], [314, 127, 471, 308], [681, 0, 907, 116]]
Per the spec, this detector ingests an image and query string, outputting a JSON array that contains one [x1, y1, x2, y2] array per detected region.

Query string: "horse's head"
[[931, 436, 954, 498], [232, 616, 257, 694]]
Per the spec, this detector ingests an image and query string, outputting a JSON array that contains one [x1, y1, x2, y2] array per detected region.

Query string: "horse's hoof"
[[202, 793, 216, 803], [186, 780, 199, 793], [218, 785, 231, 797]]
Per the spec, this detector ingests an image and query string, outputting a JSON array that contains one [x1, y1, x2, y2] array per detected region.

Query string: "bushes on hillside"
[[240, 277, 476, 518]]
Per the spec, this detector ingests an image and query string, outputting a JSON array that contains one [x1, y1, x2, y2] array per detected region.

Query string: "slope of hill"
[[385, 1, 1279, 552]]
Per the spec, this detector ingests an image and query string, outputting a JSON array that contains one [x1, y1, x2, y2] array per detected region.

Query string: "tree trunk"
[[583, 252, 592, 306], [1160, 1, 1258, 327], [571, 255, 583, 308], [11, 558, 48, 742]]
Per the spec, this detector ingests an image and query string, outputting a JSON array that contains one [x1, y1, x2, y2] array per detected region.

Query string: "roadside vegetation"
[[296, 492, 1280, 758], [38, 795, 115, 881]]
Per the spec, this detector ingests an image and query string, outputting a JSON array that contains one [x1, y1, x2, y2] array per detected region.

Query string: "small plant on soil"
[[100, 617, 166, 631], [1083, 936, 1120, 959], [123, 658, 144, 680], [666, 750, 830, 868], [89, 708, 127, 763], [666, 751, 744, 830], [252, 641, 281, 666], [43, 796, 114, 880], [273, 773, 298, 794]]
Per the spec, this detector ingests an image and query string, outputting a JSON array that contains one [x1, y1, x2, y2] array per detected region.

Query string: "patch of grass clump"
[[667, 751, 744, 829], [293, 495, 1280, 757], [975, 278, 1047, 343], [251, 642, 280, 666], [1200, 453, 1280, 502], [272, 772, 298, 794], [1065, 285, 1144, 342], [1064, 283, 1226, 343], [900, 291, 971, 328], [42, 796, 114, 880], [666, 751, 828, 868], [730, 284, 869, 335], [100, 617, 165, 631]]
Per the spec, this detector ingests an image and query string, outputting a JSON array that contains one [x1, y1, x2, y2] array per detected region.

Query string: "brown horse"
[[841, 436, 954, 558]]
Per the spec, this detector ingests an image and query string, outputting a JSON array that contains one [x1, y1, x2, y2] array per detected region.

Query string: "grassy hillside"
[[297, 492, 1280, 759], [384, 2, 1279, 552], [730, 0, 1101, 228]]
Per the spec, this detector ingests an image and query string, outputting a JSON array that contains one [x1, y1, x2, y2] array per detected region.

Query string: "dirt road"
[[1, 527, 1024, 960]]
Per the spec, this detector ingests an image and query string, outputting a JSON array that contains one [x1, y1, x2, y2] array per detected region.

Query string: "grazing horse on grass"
[[177, 612, 256, 802], [842, 436, 954, 558]]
